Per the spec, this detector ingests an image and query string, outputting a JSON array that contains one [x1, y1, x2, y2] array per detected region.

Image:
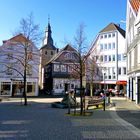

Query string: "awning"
[[116, 80, 127, 85], [100, 81, 116, 84]]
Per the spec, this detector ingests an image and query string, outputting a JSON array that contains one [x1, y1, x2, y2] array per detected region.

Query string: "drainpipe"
[[115, 31, 118, 92]]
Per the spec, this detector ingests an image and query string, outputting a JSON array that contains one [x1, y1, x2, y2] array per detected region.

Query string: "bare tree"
[[85, 56, 98, 96], [0, 13, 41, 105], [15, 13, 41, 105], [72, 23, 87, 115]]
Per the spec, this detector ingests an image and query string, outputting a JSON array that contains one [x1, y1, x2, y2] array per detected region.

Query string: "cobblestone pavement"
[[111, 97, 140, 130], [0, 97, 140, 140]]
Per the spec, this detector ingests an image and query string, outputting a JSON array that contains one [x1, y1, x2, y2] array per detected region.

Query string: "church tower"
[[39, 19, 58, 90]]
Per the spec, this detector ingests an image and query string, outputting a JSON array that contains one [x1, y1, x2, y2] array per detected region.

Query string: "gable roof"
[[130, 0, 140, 14], [2, 34, 30, 45], [63, 44, 77, 51], [99, 23, 125, 38], [46, 44, 78, 65]]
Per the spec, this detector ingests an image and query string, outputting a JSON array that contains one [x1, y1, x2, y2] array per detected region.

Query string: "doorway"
[[64, 83, 70, 92], [137, 78, 140, 104]]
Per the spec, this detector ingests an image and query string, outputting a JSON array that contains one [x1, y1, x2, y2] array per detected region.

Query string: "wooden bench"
[[84, 96, 104, 110]]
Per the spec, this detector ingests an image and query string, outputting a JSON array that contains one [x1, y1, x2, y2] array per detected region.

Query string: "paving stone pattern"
[[0, 98, 140, 140]]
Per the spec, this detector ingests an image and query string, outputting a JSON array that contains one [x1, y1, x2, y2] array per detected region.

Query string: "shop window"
[[1, 82, 10, 95]]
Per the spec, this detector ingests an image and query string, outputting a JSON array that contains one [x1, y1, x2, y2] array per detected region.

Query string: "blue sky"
[[0, 0, 127, 48]]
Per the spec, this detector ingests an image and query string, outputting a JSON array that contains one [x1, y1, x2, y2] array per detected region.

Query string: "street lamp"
[[104, 73, 106, 91]]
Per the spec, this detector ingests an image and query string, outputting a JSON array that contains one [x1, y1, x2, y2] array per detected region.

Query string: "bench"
[[84, 96, 105, 110]]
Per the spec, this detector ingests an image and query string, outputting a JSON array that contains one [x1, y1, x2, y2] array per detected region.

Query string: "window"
[[137, 27, 140, 34], [45, 51, 47, 55], [122, 54, 126, 61], [104, 34, 107, 38], [118, 54, 121, 61], [108, 43, 111, 49], [100, 35, 103, 39], [100, 55, 103, 62], [118, 67, 121, 75], [123, 67, 126, 75], [112, 33, 115, 37], [54, 64, 60, 72], [104, 44, 107, 50], [27, 52, 32, 60], [61, 65, 67, 72], [60, 84, 62, 89], [112, 67, 116, 79], [7, 53, 13, 59], [27, 45, 33, 52], [104, 55, 107, 62], [100, 44, 103, 50], [65, 52, 75, 60], [138, 44, 140, 63], [112, 43, 115, 49], [27, 64, 32, 75], [1, 82, 10, 95], [71, 84, 74, 89], [131, 49, 134, 67], [6, 64, 13, 75], [51, 51, 53, 55], [112, 55, 115, 61], [108, 55, 111, 61], [68, 65, 73, 72], [108, 34, 111, 38], [7, 46, 13, 50]]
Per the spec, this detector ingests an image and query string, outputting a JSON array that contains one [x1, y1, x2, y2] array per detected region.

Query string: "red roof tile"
[[130, 0, 140, 14]]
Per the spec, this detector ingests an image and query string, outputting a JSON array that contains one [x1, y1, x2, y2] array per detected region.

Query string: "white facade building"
[[86, 23, 127, 94], [126, 0, 140, 103], [0, 34, 40, 96]]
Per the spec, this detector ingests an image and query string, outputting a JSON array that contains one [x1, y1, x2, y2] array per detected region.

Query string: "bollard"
[[103, 98, 105, 111]]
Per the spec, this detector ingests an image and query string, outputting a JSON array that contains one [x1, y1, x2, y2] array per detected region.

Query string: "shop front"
[[0, 79, 38, 97]]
